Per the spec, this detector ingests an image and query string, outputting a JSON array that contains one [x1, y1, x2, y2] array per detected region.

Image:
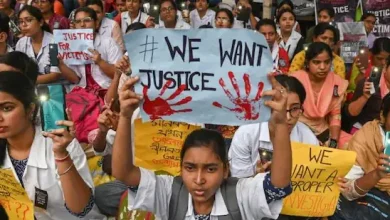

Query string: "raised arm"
[[111, 77, 143, 186]]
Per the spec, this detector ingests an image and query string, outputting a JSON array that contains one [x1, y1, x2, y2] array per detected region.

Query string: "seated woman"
[[0, 71, 104, 219], [289, 23, 345, 79], [330, 94, 390, 220], [349, 37, 390, 92], [64, 7, 123, 143], [32, 0, 70, 31], [112, 74, 293, 219], [291, 42, 350, 148], [343, 57, 390, 134], [229, 75, 319, 178]]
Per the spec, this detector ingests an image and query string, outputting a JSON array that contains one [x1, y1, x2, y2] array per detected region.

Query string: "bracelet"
[[354, 180, 369, 193], [55, 152, 70, 162], [58, 163, 74, 176]]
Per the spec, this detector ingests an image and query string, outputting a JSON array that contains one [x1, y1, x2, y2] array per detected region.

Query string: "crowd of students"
[[0, 0, 390, 219]]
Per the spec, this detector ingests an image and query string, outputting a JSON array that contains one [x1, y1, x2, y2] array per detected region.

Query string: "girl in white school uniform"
[[86, 0, 125, 52], [119, 0, 153, 34], [157, 0, 191, 29], [15, 6, 76, 85], [0, 71, 104, 220], [112, 74, 294, 220], [276, 9, 304, 61], [229, 75, 319, 178], [62, 7, 123, 143]]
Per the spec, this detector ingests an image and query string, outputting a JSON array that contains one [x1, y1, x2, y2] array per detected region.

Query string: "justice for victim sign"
[[281, 143, 357, 217], [134, 119, 201, 176]]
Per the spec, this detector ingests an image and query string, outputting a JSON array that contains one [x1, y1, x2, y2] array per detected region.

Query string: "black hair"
[[276, 8, 296, 23], [313, 22, 339, 43], [0, 12, 10, 35], [0, 71, 39, 167], [159, 0, 178, 11], [199, 24, 214, 28], [277, 0, 293, 11], [180, 129, 228, 166], [86, 0, 104, 11], [382, 93, 390, 120], [18, 5, 51, 33], [196, 0, 210, 4], [215, 8, 234, 25], [318, 5, 335, 18], [0, 51, 39, 85], [275, 75, 306, 104], [305, 42, 333, 63], [256, 18, 276, 32], [125, 22, 146, 33], [74, 7, 98, 21], [360, 13, 376, 22], [0, 205, 7, 220], [371, 37, 390, 56]]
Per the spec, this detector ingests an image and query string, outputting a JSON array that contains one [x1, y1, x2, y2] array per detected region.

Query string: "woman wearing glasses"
[[229, 75, 318, 178], [157, 0, 190, 29], [15, 6, 76, 84], [214, 8, 234, 28], [31, 0, 70, 31]]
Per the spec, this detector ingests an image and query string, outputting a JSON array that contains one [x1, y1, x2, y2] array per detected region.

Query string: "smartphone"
[[236, 5, 250, 22], [258, 148, 273, 164], [368, 67, 381, 94], [180, 2, 189, 18], [358, 47, 369, 70], [37, 84, 67, 131], [9, 20, 21, 36], [149, 4, 160, 25], [385, 132, 390, 172], [49, 44, 59, 67]]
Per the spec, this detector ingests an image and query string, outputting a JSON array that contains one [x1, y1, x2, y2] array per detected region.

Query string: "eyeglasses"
[[161, 7, 174, 13], [73, 17, 94, 25], [32, 0, 49, 4], [18, 17, 36, 26], [287, 107, 303, 118], [216, 17, 230, 23]]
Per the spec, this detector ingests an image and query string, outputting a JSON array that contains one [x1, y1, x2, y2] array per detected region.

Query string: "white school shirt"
[[277, 29, 302, 61], [229, 122, 319, 178], [69, 34, 123, 91], [99, 17, 125, 52], [15, 31, 60, 74], [271, 41, 280, 71], [157, 18, 191, 29], [189, 9, 215, 28], [128, 168, 283, 220], [121, 11, 150, 34], [159, 11, 183, 28], [1, 127, 105, 220]]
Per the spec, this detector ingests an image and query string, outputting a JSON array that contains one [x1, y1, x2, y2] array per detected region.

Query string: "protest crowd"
[[0, 0, 390, 219]]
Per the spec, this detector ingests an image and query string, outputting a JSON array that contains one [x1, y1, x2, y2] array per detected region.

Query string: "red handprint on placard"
[[143, 80, 192, 120], [213, 71, 264, 120]]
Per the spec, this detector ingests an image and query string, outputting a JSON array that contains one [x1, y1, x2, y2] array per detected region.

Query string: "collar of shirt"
[[123, 11, 142, 24], [3, 126, 48, 170], [271, 42, 279, 62], [195, 9, 214, 21], [277, 29, 301, 45], [26, 31, 53, 59], [6, 45, 14, 53], [185, 188, 229, 217]]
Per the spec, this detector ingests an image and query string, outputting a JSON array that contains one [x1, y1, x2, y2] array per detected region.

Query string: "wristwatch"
[[329, 139, 338, 148]]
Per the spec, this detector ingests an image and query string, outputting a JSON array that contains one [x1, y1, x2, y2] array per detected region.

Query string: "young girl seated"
[[112, 74, 293, 219]]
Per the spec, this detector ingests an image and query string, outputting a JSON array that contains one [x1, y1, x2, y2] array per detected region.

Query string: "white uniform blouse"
[[99, 17, 125, 52], [128, 168, 283, 220], [189, 9, 215, 28], [15, 31, 60, 74], [120, 11, 150, 34], [229, 122, 319, 178], [69, 34, 123, 91], [1, 127, 105, 220], [277, 29, 302, 61], [157, 18, 191, 29]]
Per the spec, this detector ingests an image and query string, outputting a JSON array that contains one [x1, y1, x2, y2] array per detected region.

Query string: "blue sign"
[[124, 29, 273, 125]]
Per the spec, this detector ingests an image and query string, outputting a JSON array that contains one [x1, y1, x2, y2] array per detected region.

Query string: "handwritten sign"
[[0, 169, 34, 220], [362, 0, 390, 37], [134, 119, 201, 175], [53, 29, 94, 65], [337, 22, 368, 63], [281, 142, 356, 217], [124, 29, 273, 126]]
